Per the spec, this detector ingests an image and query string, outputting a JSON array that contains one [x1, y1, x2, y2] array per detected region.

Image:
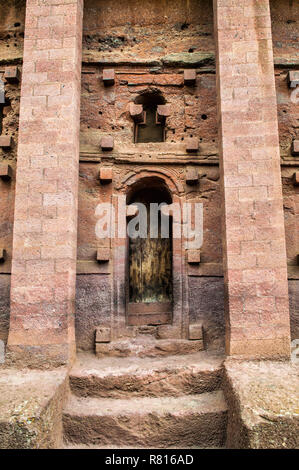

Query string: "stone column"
[[214, 0, 290, 358], [7, 0, 83, 367]]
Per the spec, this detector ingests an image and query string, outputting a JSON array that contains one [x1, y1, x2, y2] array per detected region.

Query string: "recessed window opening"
[[134, 91, 166, 143]]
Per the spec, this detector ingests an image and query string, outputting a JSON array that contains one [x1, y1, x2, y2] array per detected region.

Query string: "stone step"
[[63, 391, 228, 448], [95, 337, 204, 358], [64, 444, 225, 449], [69, 351, 224, 398]]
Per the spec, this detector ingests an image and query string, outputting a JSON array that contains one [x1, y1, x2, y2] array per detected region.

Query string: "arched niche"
[[126, 178, 173, 326]]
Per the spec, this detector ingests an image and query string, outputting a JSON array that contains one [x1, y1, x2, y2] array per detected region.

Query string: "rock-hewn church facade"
[[0, 0, 298, 449]]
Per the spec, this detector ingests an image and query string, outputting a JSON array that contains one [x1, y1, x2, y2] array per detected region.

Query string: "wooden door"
[[128, 188, 172, 326]]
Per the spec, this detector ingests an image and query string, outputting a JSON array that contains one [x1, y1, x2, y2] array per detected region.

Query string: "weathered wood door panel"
[[128, 188, 172, 326]]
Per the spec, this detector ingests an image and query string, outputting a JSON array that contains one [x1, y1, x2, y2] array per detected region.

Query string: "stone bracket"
[[102, 69, 115, 86], [99, 166, 113, 183], [129, 103, 144, 123], [126, 204, 139, 219], [288, 70, 299, 88], [186, 167, 199, 185], [100, 136, 114, 151], [186, 137, 199, 153], [156, 104, 171, 123], [291, 140, 299, 156], [0, 163, 12, 180], [0, 136, 12, 149], [4, 66, 21, 84], [96, 248, 110, 263], [292, 172, 299, 186], [187, 249, 201, 264], [0, 248, 6, 263], [184, 69, 196, 86]]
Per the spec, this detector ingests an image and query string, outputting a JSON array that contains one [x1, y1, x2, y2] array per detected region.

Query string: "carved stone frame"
[[111, 169, 189, 340]]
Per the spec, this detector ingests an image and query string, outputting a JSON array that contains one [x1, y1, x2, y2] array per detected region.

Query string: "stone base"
[[0, 368, 68, 449], [227, 337, 291, 361], [95, 337, 204, 357], [5, 342, 76, 369], [223, 359, 299, 449]]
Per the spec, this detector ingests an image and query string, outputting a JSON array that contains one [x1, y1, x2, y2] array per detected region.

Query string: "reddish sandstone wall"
[[76, 0, 225, 350], [0, 0, 297, 351], [270, 0, 299, 59], [83, 0, 215, 58], [75, 0, 298, 350], [7, 0, 84, 367]]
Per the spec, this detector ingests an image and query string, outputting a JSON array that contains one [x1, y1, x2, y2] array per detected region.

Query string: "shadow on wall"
[[289, 280, 299, 341], [0, 276, 10, 345], [75, 275, 112, 351], [189, 276, 225, 351]]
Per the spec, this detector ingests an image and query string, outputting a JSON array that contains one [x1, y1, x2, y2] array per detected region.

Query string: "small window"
[[134, 92, 166, 143]]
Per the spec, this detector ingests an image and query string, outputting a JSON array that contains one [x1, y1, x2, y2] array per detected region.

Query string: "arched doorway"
[[127, 181, 172, 326]]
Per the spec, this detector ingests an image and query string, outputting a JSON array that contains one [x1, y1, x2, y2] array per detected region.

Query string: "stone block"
[[0, 136, 12, 149], [156, 325, 181, 339], [156, 104, 171, 122], [100, 136, 114, 151], [4, 66, 21, 84], [99, 167, 113, 183], [186, 167, 198, 185], [187, 249, 201, 264], [126, 204, 139, 218], [2, 106, 10, 117], [103, 69, 115, 86], [292, 172, 299, 186], [189, 323, 203, 340], [186, 137, 199, 153], [291, 140, 299, 156], [95, 342, 112, 355], [129, 103, 144, 123], [225, 360, 299, 449], [95, 326, 111, 343], [0, 163, 12, 181], [0, 248, 6, 263], [184, 69, 196, 86], [288, 70, 299, 88], [96, 248, 110, 262], [0, 368, 67, 448]]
